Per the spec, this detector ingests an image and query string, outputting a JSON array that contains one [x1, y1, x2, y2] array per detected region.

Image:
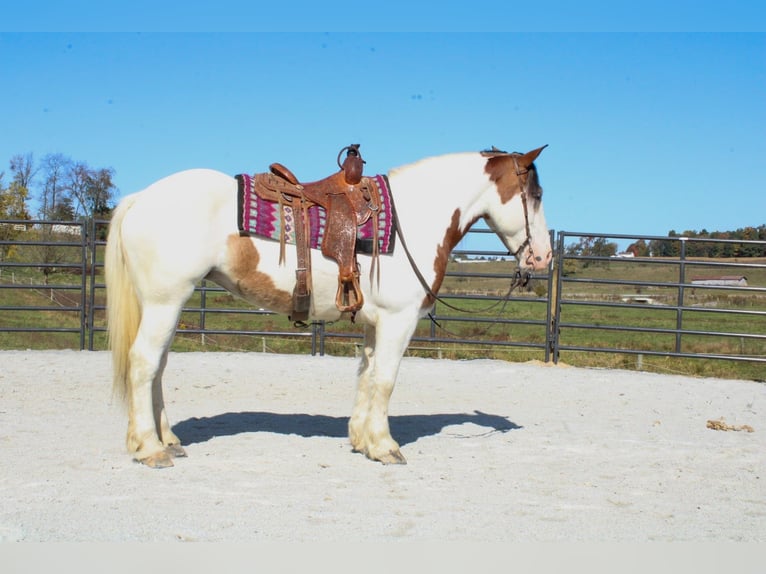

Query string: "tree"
[[681, 229, 706, 257], [0, 180, 32, 220], [564, 236, 617, 267], [1, 153, 34, 221], [0, 156, 35, 261], [38, 153, 72, 220], [737, 226, 763, 257], [591, 237, 618, 257], [0, 184, 32, 262], [566, 236, 618, 257], [626, 239, 649, 257], [649, 230, 680, 257], [10, 152, 37, 191], [0, 171, 10, 216], [67, 163, 116, 219]]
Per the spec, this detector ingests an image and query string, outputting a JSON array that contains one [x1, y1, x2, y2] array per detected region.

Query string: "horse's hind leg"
[[127, 302, 185, 468], [153, 349, 186, 458]]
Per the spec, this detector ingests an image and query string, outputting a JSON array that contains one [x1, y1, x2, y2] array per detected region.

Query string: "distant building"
[[620, 295, 657, 305], [690, 276, 748, 287], [50, 224, 82, 236], [0, 223, 29, 231]]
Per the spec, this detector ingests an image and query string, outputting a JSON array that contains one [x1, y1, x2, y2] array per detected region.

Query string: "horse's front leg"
[[349, 315, 415, 464], [349, 324, 375, 453]]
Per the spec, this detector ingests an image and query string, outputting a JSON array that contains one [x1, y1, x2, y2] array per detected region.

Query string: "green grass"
[[1, 256, 764, 381], [552, 257, 765, 381]]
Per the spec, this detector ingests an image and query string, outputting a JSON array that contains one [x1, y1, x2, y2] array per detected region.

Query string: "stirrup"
[[290, 293, 311, 323], [335, 275, 364, 313]]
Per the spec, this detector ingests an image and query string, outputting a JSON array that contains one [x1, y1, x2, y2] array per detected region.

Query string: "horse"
[[105, 145, 552, 468]]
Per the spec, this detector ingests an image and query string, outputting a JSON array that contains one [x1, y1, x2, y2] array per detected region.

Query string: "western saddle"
[[252, 144, 381, 322]]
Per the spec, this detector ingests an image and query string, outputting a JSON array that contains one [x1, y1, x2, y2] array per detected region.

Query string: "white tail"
[[104, 195, 141, 404]]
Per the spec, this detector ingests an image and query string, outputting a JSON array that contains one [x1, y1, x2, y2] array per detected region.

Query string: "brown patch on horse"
[[223, 235, 294, 313], [484, 155, 524, 204], [483, 145, 547, 204], [421, 209, 479, 309]]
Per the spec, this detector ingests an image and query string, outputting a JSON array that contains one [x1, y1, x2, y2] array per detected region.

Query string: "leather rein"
[[389, 156, 536, 316]]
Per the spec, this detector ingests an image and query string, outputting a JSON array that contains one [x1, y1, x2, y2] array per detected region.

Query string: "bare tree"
[[87, 167, 116, 218], [67, 163, 116, 219], [67, 161, 91, 219], [6, 153, 35, 222], [38, 153, 73, 220], [10, 152, 38, 191]]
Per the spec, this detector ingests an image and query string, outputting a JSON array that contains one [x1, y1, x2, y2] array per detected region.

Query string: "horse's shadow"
[[173, 410, 521, 447]]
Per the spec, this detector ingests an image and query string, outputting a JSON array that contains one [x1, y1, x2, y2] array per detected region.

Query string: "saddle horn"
[[339, 144, 364, 185]]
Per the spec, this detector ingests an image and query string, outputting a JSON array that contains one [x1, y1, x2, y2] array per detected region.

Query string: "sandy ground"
[[0, 349, 763, 543]]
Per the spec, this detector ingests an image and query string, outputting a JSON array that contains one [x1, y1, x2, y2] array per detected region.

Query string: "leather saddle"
[[252, 144, 381, 322]]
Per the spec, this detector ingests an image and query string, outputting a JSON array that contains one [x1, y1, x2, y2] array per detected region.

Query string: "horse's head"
[[482, 145, 552, 272]]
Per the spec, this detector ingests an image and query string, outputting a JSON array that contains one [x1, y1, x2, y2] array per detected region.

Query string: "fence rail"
[[552, 231, 766, 369], [1, 219, 764, 374]]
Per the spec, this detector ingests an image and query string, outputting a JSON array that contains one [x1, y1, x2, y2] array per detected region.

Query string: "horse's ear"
[[518, 145, 548, 168]]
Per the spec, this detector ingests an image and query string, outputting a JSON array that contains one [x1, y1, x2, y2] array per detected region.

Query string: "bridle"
[[389, 156, 536, 317], [508, 154, 535, 265]]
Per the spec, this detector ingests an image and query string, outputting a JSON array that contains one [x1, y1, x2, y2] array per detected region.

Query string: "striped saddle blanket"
[[235, 173, 396, 255]]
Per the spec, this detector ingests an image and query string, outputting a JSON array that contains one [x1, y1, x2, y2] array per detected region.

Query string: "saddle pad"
[[235, 173, 396, 255]]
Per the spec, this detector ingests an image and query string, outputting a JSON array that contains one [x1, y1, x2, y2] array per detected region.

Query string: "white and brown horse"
[[105, 145, 552, 467]]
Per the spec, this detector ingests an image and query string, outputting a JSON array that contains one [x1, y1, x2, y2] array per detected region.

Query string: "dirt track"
[[0, 350, 763, 542]]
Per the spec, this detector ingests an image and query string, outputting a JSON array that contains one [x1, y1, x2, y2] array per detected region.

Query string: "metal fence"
[[0, 219, 90, 349], [552, 232, 766, 368], [1, 219, 764, 369]]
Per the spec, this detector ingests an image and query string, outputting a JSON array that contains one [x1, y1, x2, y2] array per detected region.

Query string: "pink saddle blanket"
[[235, 173, 396, 255]]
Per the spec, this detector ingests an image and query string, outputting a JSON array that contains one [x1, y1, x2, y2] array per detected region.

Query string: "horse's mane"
[[526, 164, 543, 204], [387, 149, 543, 207], [387, 152, 478, 178]]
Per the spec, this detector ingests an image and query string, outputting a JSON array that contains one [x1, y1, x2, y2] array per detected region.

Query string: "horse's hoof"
[[138, 451, 175, 468], [165, 444, 187, 458], [379, 449, 407, 465]]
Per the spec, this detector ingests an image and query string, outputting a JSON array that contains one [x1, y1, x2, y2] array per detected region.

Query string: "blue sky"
[[1, 27, 764, 251]]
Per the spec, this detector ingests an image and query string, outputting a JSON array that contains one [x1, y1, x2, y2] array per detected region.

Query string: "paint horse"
[[105, 145, 552, 467]]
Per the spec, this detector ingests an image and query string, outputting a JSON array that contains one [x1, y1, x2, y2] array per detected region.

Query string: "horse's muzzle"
[[518, 244, 552, 272]]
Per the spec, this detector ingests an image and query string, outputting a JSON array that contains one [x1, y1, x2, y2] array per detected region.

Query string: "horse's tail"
[[105, 194, 141, 405]]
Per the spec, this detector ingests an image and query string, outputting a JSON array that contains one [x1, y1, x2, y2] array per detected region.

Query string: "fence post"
[[311, 321, 326, 356], [78, 221, 88, 350], [199, 280, 207, 346], [675, 237, 687, 354], [550, 231, 566, 364], [544, 229, 556, 362], [87, 219, 97, 351]]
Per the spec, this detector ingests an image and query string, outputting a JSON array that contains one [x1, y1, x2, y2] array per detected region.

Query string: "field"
[[0, 251, 764, 381]]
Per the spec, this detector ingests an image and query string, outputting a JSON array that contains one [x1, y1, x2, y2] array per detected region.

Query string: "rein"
[[387, 162, 535, 317]]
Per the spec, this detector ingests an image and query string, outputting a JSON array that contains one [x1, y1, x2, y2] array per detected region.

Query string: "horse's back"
[[121, 168, 235, 230], [131, 168, 234, 204]]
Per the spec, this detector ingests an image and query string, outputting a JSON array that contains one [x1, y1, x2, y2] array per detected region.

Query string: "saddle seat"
[[251, 144, 381, 322]]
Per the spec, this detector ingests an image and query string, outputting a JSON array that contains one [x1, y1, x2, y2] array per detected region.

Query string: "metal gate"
[[1, 219, 764, 368]]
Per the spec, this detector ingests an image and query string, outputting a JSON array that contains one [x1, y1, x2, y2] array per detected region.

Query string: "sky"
[[1, 9, 764, 252]]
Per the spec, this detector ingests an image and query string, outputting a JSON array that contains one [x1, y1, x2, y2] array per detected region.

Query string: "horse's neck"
[[387, 153, 488, 252]]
